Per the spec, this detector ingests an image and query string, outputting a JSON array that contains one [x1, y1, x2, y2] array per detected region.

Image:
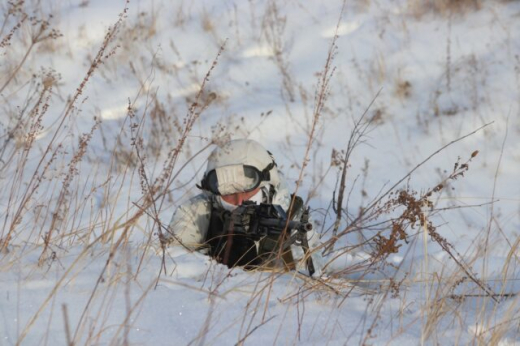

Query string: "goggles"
[[199, 162, 275, 196]]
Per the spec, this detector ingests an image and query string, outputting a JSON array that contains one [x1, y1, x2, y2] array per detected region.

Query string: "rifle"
[[223, 201, 316, 276]]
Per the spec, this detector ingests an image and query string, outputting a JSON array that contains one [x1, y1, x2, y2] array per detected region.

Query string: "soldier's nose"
[[224, 192, 246, 205]]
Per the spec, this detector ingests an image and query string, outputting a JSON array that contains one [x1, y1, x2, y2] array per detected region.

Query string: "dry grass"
[[408, 0, 483, 17], [0, 0, 518, 345]]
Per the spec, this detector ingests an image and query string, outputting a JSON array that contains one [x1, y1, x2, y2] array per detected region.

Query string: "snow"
[[1, 0, 520, 344]]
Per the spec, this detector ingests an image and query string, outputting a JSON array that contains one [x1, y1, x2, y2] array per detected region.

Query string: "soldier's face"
[[221, 187, 261, 206]]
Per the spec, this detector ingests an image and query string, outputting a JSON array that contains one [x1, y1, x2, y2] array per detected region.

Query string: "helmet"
[[199, 139, 279, 195]]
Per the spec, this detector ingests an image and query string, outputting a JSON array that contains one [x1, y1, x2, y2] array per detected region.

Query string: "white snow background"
[[1, 0, 520, 345]]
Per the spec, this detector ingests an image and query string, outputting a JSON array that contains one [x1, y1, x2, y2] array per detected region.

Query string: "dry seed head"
[[433, 184, 443, 192], [330, 148, 342, 166]]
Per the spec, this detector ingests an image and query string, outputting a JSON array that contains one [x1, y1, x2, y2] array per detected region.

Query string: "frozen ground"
[[0, 0, 519, 345]]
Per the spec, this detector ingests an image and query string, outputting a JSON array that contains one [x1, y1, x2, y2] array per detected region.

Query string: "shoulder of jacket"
[[178, 193, 212, 211]]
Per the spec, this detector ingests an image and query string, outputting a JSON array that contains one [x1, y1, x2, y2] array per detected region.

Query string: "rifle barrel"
[[258, 219, 311, 232]]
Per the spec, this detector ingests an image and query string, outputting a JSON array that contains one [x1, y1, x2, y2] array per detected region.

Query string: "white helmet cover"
[[203, 139, 280, 195]]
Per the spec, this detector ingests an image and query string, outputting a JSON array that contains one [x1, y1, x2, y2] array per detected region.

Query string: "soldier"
[[166, 139, 322, 276]]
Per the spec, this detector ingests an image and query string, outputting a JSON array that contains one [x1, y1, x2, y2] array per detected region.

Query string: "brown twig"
[[332, 88, 381, 237]]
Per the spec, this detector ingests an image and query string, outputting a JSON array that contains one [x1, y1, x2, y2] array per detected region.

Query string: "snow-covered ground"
[[1, 0, 520, 344]]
